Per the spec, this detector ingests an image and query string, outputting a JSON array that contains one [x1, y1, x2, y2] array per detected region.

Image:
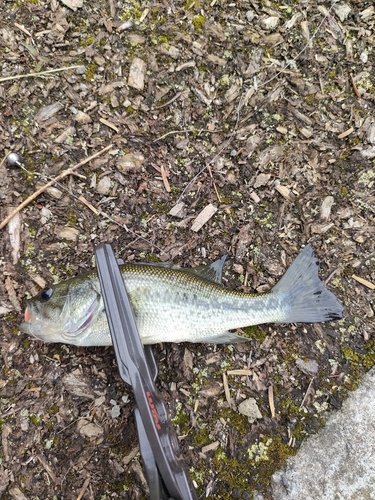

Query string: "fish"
[[19, 244, 344, 346]]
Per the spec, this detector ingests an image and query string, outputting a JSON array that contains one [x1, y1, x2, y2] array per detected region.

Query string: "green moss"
[[80, 35, 95, 47], [192, 422, 210, 446], [85, 63, 97, 82], [48, 403, 60, 416], [67, 211, 78, 227], [30, 414, 42, 425], [241, 325, 267, 342], [194, 435, 298, 497]]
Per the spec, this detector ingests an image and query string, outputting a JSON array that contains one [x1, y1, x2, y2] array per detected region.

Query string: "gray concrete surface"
[[271, 366, 375, 500]]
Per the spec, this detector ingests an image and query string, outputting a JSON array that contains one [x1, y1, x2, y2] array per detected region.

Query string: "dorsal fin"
[[126, 256, 228, 284], [185, 256, 227, 284]]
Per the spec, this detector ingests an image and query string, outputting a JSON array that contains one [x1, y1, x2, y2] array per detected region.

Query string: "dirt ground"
[[0, 0, 374, 499]]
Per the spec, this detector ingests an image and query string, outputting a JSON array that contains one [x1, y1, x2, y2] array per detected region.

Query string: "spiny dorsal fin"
[[128, 256, 228, 284], [185, 256, 227, 284]]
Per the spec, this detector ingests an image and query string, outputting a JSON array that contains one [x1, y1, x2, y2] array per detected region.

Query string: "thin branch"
[[0, 144, 113, 230]]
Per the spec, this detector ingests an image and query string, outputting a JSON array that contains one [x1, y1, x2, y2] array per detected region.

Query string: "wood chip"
[[275, 184, 292, 201], [191, 204, 217, 232], [168, 202, 186, 218], [73, 110, 92, 123], [250, 191, 260, 204], [35, 102, 63, 123], [2, 425, 11, 462], [55, 126, 76, 143], [128, 57, 147, 90], [254, 173, 271, 188], [201, 441, 220, 454], [206, 54, 227, 66], [227, 369, 252, 376], [117, 152, 145, 172], [123, 446, 140, 465], [352, 274, 375, 290], [8, 487, 28, 500], [5, 276, 22, 312], [78, 195, 99, 215], [7, 210, 21, 265], [337, 127, 354, 139], [160, 164, 171, 192]]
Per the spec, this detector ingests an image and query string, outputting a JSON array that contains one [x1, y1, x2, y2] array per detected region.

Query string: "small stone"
[[60, 0, 83, 10], [96, 176, 112, 195], [77, 418, 104, 438], [233, 264, 244, 275], [261, 16, 279, 30], [110, 405, 121, 418], [296, 358, 319, 376], [333, 2, 351, 21], [246, 10, 255, 22], [117, 152, 145, 172], [238, 398, 262, 423], [56, 226, 80, 242]]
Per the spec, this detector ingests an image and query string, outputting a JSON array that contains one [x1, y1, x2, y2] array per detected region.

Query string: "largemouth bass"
[[20, 244, 343, 345]]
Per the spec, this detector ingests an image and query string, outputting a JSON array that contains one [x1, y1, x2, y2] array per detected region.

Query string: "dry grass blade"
[[223, 372, 234, 409], [0, 65, 83, 83], [268, 385, 276, 418]]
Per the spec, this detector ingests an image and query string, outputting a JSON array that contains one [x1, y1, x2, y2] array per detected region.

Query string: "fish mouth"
[[19, 298, 98, 344]]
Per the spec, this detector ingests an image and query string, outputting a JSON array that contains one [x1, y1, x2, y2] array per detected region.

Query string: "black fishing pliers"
[[95, 243, 198, 500]]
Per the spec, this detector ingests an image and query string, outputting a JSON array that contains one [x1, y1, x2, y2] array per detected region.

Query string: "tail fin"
[[273, 244, 344, 323]]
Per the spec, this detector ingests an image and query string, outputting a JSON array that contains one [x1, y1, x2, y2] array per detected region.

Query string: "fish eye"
[[40, 288, 54, 301]]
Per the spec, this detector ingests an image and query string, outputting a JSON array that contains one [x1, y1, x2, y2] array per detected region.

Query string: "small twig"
[[0, 144, 113, 230], [0, 65, 82, 83], [207, 164, 221, 202], [300, 378, 315, 409], [75, 476, 91, 500], [160, 164, 171, 192], [154, 90, 183, 109]]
